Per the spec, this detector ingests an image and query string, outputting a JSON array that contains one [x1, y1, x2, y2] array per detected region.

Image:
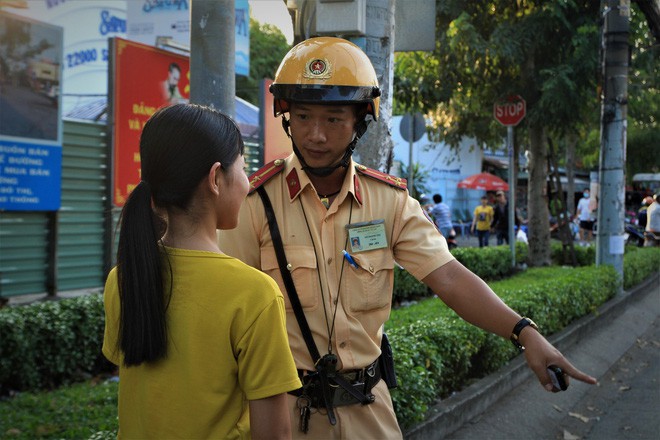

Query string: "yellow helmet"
[[270, 37, 381, 120]]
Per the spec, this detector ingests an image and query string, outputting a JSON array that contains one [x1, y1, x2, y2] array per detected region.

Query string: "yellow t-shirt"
[[473, 204, 494, 231], [102, 247, 301, 439]]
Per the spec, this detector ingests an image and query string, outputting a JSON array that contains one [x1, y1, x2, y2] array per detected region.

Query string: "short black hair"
[[433, 194, 442, 203]]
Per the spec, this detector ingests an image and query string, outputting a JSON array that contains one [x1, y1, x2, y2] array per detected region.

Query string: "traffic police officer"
[[218, 37, 596, 439]]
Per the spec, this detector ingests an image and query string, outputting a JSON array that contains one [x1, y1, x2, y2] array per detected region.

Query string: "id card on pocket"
[[346, 220, 388, 253]]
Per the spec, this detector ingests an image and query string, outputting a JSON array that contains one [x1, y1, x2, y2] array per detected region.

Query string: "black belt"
[[289, 360, 381, 408]]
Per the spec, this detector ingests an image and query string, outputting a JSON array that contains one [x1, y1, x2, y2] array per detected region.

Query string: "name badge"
[[346, 220, 388, 253]]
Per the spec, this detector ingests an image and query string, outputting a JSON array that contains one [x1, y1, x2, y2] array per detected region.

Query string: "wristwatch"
[[510, 317, 539, 351]]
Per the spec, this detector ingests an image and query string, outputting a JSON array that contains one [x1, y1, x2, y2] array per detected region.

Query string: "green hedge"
[[393, 242, 530, 303], [388, 247, 660, 429], [0, 294, 112, 395], [0, 246, 657, 406], [549, 241, 596, 266], [622, 246, 660, 289], [388, 264, 621, 429]]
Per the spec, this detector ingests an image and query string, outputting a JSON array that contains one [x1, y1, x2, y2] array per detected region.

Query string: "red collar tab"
[[248, 159, 285, 195], [355, 164, 407, 190], [353, 174, 362, 205], [286, 168, 302, 199]]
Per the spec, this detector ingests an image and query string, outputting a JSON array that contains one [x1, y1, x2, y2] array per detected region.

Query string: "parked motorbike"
[[624, 221, 646, 247]]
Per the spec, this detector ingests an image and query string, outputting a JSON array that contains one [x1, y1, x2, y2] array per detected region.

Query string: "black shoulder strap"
[[256, 186, 321, 363], [256, 186, 374, 419]]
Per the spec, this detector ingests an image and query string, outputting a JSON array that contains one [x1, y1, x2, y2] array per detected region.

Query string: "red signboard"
[[494, 95, 526, 126], [111, 37, 190, 206]]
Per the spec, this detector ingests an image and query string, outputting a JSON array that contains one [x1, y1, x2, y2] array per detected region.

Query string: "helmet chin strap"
[[282, 116, 370, 177]]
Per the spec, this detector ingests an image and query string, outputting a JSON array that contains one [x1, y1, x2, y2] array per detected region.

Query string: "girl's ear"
[[207, 162, 222, 195]]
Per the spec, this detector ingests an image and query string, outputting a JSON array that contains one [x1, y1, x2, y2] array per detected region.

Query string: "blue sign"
[[0, 140, 62, 211], [235, 0, 249, 76]]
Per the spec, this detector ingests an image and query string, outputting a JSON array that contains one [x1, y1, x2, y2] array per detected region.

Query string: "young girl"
[[102, 104, 301, 439]]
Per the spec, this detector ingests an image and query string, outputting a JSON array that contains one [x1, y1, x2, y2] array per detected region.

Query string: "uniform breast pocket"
[[346, 250, 395, 313], [260, 246, 319, 311]]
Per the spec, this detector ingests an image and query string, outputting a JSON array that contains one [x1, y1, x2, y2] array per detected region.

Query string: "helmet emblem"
[[304, 58, 332, 79]]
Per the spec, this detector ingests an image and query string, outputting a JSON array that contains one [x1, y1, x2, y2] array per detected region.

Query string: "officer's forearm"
[[422, 260, 520, 338]]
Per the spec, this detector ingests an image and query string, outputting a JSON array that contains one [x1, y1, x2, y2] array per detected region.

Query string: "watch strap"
[[510, 317, 538, 351]]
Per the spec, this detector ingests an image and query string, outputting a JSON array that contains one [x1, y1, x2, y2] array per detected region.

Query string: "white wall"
[[391, 115, 484, 215]]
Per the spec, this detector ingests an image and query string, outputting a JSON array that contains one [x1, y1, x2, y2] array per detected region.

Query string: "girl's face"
[[216, 154, 249, 230]]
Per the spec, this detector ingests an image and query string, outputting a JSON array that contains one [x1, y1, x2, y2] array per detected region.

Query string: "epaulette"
[[355, 164, 407, 190], [248, 158, 286, 194]]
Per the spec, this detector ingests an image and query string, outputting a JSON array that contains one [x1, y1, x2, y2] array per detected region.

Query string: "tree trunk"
[[356, 0, 395, 171], [565, 133, 577, 216], [527, 125, 551, 266]]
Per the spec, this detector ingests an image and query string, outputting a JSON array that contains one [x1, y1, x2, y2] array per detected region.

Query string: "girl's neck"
[[161, 212, 221, 254]]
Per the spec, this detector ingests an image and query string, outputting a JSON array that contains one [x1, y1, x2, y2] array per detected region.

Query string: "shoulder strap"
[[256, 186, 321, 363], [355, 164, 408, 190], [256, 186, 374, 420], [248, 159, 286, 195]]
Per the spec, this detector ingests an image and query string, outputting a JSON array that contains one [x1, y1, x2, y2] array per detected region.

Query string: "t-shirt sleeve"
[[236, 277, 302, 400], [393, 192, 455, 281], [102, 268, 122, 366]]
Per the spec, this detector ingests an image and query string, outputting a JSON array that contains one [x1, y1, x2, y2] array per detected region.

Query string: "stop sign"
[[494, 95, 526, 126]]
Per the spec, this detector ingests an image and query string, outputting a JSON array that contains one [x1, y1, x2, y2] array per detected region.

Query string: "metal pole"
[[508, 125, 516, 268], [190, 0, 235, 117], [596, 0, 629, 277], [408, 114, 414, 193]]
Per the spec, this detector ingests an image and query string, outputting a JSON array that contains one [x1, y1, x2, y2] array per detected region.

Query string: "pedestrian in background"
[[430, 193, 453, 238], [637, 196, 653, 228], [492, 190, 520, 245], [471, 195, 494, 247], [576, 188, 595, 244], [102, 104, 300, 439], [644, 192, 660, 247], [219, 37, 595, 439]]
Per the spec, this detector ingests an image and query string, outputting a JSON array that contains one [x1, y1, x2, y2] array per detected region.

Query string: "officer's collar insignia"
[[304, 58, 332, 79], [353, 175, 363, 205], [286, 168, 302, 199]]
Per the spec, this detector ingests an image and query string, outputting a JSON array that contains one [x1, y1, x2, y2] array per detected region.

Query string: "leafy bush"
[[388, 264, 621, 429], [393, 243, 529, 303], [393, 265, 429, 303], [622, 247, 660, 289], [550, 241, 596, 266], [0, 294, 113, 395], [0, 245, 657, 436]]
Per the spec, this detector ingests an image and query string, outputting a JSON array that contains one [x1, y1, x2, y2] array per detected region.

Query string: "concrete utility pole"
[[190, 0, 236, 117], [596, 0, 630, 277], [354, 0, 395, 171]]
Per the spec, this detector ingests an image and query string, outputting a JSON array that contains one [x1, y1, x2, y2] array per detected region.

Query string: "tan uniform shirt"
[[218, 154, 455, 439]]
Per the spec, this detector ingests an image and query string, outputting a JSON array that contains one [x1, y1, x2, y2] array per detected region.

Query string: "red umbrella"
[[457, 172, 509, 191]]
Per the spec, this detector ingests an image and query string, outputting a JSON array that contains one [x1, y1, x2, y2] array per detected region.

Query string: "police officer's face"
[[288, 103, 358, 169]]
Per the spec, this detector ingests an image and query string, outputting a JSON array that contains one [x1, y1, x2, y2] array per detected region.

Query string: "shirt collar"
[[284, 154, 362, 206]]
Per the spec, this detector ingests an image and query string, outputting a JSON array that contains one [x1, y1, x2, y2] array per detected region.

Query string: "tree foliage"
[[394, 1, 608, 265], [235, 18, 290, 105], [579, 3, 660, 178]]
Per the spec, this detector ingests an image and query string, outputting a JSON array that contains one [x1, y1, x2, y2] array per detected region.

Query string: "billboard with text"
[[110, 37, 190, 206], [0, 11, 63, 211]]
